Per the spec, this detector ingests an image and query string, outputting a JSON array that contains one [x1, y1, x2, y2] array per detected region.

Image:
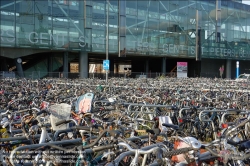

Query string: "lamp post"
[[105, 0, 109, 83]]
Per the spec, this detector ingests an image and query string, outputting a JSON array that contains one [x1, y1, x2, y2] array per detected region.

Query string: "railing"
[[200, 72, 221, 78], [0, 71, 179, 79], [0, 71, 229, 79]]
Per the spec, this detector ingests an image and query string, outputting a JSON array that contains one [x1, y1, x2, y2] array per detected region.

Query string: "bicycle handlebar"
[[118, 142, 160, 155]]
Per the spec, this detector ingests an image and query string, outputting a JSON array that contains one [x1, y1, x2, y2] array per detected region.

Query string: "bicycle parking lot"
[[0, 77, 250, 165]]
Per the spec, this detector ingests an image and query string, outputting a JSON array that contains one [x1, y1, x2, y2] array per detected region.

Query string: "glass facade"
[[1, 0, 250, 60]]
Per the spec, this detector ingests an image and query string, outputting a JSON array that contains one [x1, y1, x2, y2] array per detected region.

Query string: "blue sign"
[[236, 61, 239, 78], [103, 60, 110, 70]]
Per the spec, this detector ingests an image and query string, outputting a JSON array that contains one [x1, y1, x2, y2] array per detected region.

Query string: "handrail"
[[170, 65, 177, 73]]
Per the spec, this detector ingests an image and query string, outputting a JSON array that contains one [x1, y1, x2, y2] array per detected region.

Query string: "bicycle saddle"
[[146, 129, 160, 135], [162, 123, 179, 130]]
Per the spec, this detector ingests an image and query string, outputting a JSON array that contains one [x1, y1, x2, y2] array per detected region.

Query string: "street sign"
[[103, 60, 110, 70]]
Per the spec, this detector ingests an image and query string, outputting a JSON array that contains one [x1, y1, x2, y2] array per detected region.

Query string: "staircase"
[[169, 65, 177, 77], [23, 56, 77, 79]]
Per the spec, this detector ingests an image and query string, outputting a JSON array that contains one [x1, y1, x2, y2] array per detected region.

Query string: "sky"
[[243, 0, 250, 5]]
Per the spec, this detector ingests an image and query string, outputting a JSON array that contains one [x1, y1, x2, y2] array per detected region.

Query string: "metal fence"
[[0, 71, 178, 79], [0, 71, 224, 79]]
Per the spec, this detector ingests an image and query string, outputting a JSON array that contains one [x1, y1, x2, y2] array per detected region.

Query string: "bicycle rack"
[[126, 104, 174, 120], [127, 104, 148, 113], [106, 142, 166, 166], [199, 109, 228, 140], [220, 109, 250, 125], [9, 138, 82, 166], [179, 107, 216, 118], [138, 104, 173, 119], [93, 101, 133, 107], [0, 133, 53, 142], [178, 107, 195, 118]]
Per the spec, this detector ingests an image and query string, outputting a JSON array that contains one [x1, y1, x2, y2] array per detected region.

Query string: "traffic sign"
[[103, 60, 110, 70]]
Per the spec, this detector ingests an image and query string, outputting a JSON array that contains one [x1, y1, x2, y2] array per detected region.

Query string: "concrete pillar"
[[162, 57, 166, 75], [15, 58, 24, 77], [79, 51, 88, 78], [63, 52, 68, 78], [226, 59, 232, 79]]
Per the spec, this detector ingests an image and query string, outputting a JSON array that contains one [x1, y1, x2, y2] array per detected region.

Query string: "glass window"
[[149, 1, 159, 13], [179, 35, 186, 44]]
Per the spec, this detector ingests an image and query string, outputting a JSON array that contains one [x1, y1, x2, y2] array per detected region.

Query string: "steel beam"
[[200, 5, 216, 26], [141, 0, 151, 41], [0, 0, 22, 9]]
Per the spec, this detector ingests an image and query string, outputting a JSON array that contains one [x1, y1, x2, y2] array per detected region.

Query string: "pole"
[[195, 10, 201, 61], [105, 0, 109, 83], [236, 61, 239, 78], [216, 0, 221, 43]]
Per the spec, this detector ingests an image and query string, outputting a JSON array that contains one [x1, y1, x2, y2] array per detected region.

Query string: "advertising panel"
[[177, 62, 188, 78]]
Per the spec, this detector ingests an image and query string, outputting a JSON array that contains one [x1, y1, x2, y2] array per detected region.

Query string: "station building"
[[0, 0, 250, 79]]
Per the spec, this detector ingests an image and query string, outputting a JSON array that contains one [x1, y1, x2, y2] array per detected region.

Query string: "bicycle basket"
[[49, 103, 71, 131]]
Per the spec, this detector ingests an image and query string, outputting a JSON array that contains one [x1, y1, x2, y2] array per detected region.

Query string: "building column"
[[63, 52, 68, 78], [15, 58, 24, 77], [226, 59, 231, 79], [79, 51, 88, 78], [162, 57, 166, 75]]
